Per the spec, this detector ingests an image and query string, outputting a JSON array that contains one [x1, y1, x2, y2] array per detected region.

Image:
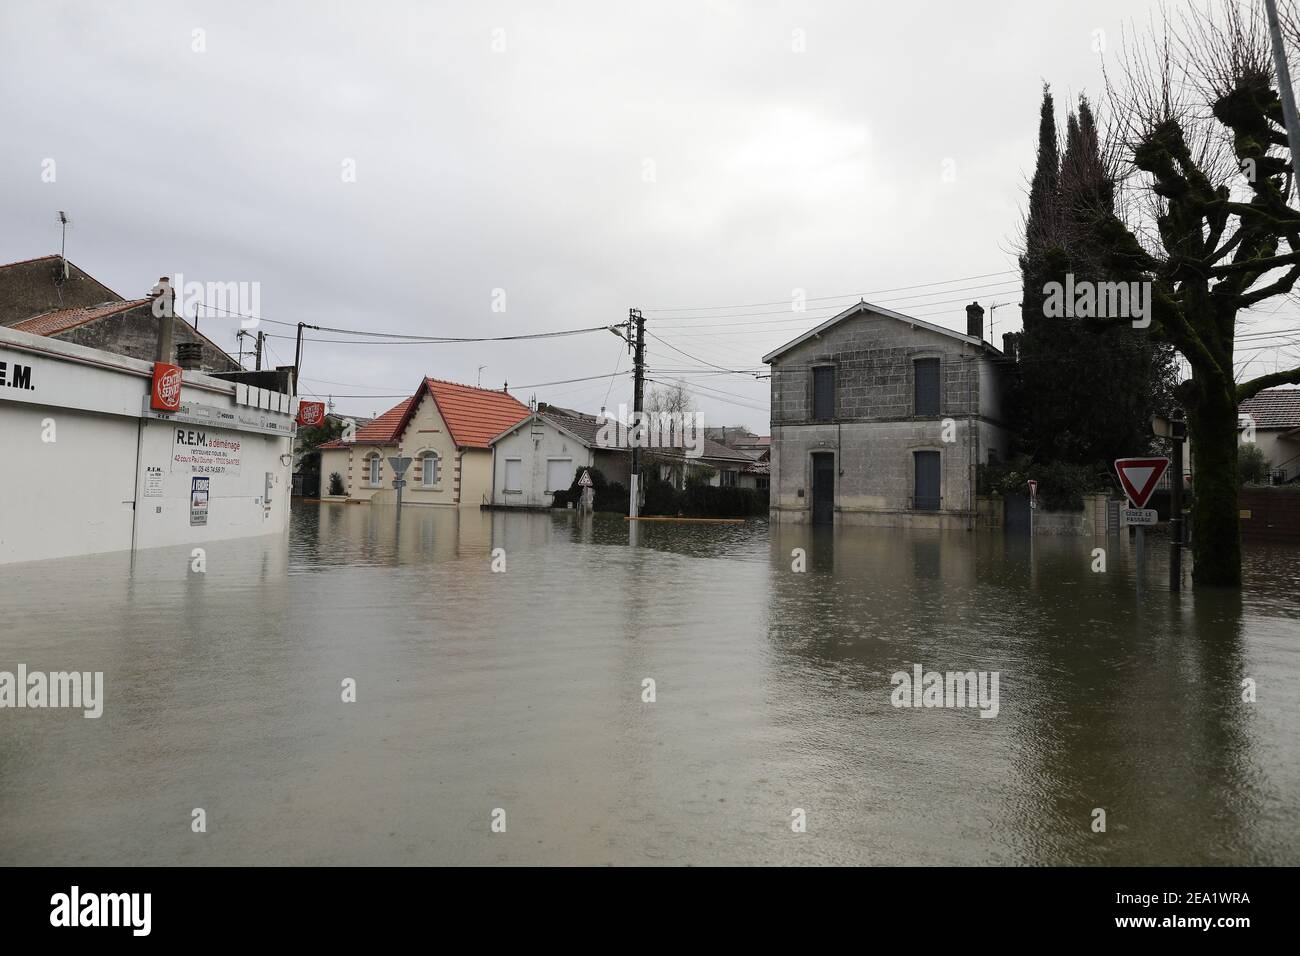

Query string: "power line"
[[643, 269, 1019, 313]]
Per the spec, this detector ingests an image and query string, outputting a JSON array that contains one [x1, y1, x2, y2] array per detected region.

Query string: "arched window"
[[366, 454, 381, 487], [421, 451, 440, 488]]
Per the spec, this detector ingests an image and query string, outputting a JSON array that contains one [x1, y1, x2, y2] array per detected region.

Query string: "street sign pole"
[[1135, 523, 1144, 599], [1114, 457, 1170, 598], [388, 456, 412, 535], [1152, 415, 1188, 591]]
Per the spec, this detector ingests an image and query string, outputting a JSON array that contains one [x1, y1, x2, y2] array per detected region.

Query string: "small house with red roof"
[[318, 377, 531, 506]]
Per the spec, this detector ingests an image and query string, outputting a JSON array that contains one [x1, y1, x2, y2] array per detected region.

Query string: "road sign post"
[[1114, 457, 1170, 597], [388, 456, 412, 514], [577, 469, 594, 514], [1152, 414, 1189, 591]]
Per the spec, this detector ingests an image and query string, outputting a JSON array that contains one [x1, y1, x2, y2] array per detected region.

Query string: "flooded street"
[[2, 502, 1298, 866]]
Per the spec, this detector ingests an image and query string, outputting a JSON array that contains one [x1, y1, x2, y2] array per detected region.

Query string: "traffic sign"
[[1123, 508, 1158, 526], [1114, 457, 1169, 509], [388, 456, 412, 478], [578, 469, 593, 488], [1027, 479, 1038, 499], [392, 479, 407, 489]]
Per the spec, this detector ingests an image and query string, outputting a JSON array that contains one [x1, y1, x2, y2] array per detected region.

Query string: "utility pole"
[[1265, 0, 1300, 171], [629, 308, 645, 519], [254, 331, 264, 371], [293, 322, 321, 396]]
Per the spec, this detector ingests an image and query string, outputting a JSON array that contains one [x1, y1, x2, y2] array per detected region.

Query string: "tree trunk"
[[1186, 380, 1241, 587]]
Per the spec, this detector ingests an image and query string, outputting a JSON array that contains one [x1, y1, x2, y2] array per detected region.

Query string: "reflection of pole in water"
[[1135, 525, 1144, 600]]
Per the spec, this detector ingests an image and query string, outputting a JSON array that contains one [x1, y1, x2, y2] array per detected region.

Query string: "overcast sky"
[[3, 0, 1296, 431]]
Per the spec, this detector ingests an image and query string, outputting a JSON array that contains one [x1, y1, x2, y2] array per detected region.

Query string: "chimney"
[[177, 342, 203, 370], [152, 277, 174, 363], [966, 301, 985, 341], [1002, 333, 1018, 361]]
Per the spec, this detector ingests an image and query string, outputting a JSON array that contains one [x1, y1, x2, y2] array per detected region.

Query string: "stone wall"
[[55, 303, 239, 373], [0, 257, 121, 327], [768, 309, 1009, 525]]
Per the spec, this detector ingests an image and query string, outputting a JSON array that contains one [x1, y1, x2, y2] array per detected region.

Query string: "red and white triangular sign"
[[1114, 457, 1170, 509]]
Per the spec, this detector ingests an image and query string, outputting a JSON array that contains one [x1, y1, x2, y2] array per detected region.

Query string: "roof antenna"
[[55, 210, 71, 304], [478, 365, 487, 387], [57, 211, 70, 275]]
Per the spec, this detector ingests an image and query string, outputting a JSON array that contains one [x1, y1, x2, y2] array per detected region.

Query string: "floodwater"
[[1, 503, 1297, 866]]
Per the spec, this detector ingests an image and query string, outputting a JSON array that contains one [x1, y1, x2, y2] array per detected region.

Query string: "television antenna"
[[56, 211, 72, 280]]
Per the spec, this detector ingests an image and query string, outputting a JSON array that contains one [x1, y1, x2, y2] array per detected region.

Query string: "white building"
[[489, 406, 630, 508], [0, 325, 295, 564]]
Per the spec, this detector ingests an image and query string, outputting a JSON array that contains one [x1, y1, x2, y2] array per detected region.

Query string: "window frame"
[[913, 357, 941, 417], [545, 457, 574, 493], [503, 457, 523, 493], [421, 451, 440, 488], [811, 364, 835, 421]]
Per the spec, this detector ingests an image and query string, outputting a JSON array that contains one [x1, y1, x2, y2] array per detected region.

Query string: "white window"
[[504, 458, 522, 493], [367, 456, 381, 487], [422, 451, 440, 488], [546, 458, 573, 492]]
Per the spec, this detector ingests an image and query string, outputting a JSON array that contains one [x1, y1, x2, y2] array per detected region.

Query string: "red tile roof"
[[318, 397, 415, 448], [11, 299, 150, 336], [0, 254, 61, 270], [317, 378, 530, 450], [1240, 388, 1300, 429], [421, 377, 530, 448]]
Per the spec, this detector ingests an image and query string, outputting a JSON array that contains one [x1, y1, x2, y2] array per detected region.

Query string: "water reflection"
[[0, 503, 1295, 865]]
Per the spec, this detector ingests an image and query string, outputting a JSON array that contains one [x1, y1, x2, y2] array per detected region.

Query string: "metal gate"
[[1005, 493, 1030, 534]]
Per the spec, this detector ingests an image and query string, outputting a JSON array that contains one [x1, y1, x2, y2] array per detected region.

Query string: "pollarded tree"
[[1081, 3, 1300, 586]]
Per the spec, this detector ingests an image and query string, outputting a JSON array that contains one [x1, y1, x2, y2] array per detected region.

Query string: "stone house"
[[763, 300, 1009, 528]]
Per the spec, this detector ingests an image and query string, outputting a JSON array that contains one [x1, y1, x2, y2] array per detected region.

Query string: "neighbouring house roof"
[[0, 255, 125, 327], [11, 299, 150, 336], [489, 409, 761, 469], [489, 407, 609, 449], [761, 300, 999, 364], [320, 377, 530, 451], [11, 296, 239, 372], [646, 437, 759, 465], [319, 398, 415, 448], [1239, 388, 1300, 429]]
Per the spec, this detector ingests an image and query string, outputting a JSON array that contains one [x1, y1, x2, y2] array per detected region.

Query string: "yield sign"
[[1114, 457, 1169, 509]]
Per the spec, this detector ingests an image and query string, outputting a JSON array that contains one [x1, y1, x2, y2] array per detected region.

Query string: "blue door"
[[913, 451, 940, 511]]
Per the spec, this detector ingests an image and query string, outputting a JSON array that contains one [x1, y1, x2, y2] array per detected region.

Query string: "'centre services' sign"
[[172, 428, 243, 476], [151, 362, 183, 411]]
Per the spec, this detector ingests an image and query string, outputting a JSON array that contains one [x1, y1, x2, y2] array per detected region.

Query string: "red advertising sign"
[[1114, 457, 1170, 510], [297, 401, 326, 426], [151, 362, 183, 412]]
